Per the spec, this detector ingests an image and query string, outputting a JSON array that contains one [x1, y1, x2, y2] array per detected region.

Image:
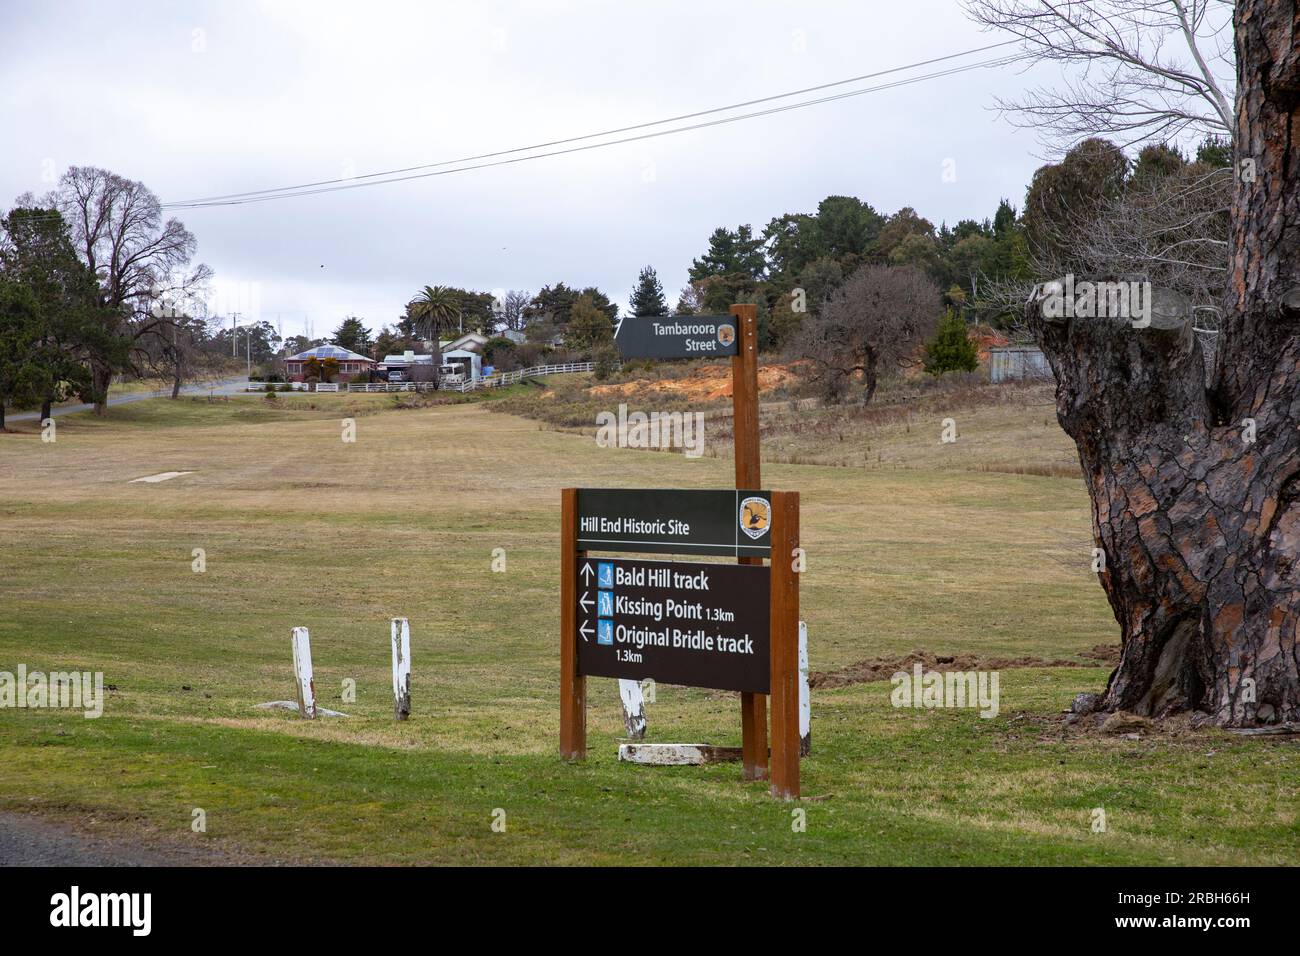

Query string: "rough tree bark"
[[1030, 0, 1300, 726], [90, 359, 112, 417]]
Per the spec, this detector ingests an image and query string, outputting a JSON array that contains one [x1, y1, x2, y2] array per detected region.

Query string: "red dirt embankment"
[[589, 362, 802, 402]]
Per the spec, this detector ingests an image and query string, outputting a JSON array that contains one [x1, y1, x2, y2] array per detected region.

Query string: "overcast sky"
[[1, 0, 1059, 340]]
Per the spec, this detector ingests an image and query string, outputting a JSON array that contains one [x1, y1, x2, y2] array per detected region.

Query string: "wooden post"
[[560, 488, 587, 760], [291, 626, 316, 720], [619, 678, 647, 739], [391, 617, 411, 721], [729, 303, 768, 781], [769, 492, 800, 799]]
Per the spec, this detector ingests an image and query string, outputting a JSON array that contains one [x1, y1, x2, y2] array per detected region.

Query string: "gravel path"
[[0, 811, 244, 866], [5, 377, 249, 423]]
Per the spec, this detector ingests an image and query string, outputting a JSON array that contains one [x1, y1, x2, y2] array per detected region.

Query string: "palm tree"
[[408, 284, 460, 389]]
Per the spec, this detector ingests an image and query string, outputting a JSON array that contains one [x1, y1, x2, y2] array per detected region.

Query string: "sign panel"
[[575, 557, 770, 693], [614, 314, 739, 360], [577, 488, 771, 558]]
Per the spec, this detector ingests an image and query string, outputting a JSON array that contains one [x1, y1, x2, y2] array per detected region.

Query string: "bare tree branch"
[[964, 0, 1235, 150]]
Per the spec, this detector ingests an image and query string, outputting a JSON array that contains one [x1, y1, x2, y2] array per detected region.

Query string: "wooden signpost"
[[730, 304, 768, 784], [561, 304, 802, 799]]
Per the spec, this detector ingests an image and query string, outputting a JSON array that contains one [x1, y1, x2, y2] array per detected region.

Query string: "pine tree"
[[0, 278, 42, 430], [923, 308, 979, 376], [628, 265, 668, 317], [565, 294, 616, 351], [331, 316, 373, 353]]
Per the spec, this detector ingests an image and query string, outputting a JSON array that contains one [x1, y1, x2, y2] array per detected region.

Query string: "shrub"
[[923, 309, 979, 376], [484, 336, 516, 366], [592, 345, 618, 380]]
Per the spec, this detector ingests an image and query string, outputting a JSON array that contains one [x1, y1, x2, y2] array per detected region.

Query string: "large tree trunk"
[[1031, 0, 1300, 727], [90, 360, 112, 417]]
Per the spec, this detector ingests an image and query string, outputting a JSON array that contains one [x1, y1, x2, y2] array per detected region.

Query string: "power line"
[[165, 48, 1027, 209]]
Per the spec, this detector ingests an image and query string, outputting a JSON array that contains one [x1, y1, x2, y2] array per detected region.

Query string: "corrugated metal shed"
[[989, 346, 1053, 383]]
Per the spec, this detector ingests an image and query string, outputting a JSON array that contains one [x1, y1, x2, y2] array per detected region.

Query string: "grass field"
[[0, 385, 1296, 865]]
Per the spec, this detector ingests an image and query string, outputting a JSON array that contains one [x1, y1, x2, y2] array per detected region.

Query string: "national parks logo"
[[717, 323, 736, 347], [739, 495, 770, 539]]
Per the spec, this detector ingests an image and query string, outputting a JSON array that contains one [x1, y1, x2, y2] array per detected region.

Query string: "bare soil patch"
[[588, 362, 801, 402], [809, 649, 1093, 689], [1081, 643, 1122, 666]]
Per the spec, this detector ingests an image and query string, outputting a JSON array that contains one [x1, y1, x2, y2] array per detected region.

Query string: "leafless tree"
[[499, 289, 530, 331], [1046, 169, 1228, 296], [790, 264, 941, 404], [676, 284, 706, 314], [964, 0, 1235, 149], [159, 315, 206, 399], [44, 167, 211, 414], [986, 160, 1231, 354]]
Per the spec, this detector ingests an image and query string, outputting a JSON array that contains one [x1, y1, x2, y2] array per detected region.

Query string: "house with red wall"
[[284, 345, 375, 383]]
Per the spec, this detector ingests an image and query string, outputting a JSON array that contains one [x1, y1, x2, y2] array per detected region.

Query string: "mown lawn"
[[0, 391, 1294, 865]]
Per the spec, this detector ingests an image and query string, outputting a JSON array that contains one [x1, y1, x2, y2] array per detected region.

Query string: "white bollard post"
[[391, 617, 411, 721], [292, 627, 316, 720], [619, 678, 647, 740], [798, 620, 810, 756]]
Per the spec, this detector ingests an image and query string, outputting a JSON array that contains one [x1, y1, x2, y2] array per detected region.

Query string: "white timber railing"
[[458, 362, 596, 392], [245, 362, 596, 394]]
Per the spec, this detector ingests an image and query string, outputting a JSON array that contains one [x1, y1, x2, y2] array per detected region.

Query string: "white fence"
[[249, 381, 446, 393], [459, 362, 596, 392], [245, 362, 596, 395], [344, 381, 464, 393], [246, 381, 311, 392]]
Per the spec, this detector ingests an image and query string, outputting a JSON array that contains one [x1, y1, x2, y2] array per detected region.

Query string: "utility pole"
[[231, 312, 242, 358]]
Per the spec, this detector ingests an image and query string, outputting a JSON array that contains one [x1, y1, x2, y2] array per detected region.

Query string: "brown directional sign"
[[575, 557, 770, 693], [559, 305, 800, 799], [614, 314, 739, 360], [577, 488, 771, 558]]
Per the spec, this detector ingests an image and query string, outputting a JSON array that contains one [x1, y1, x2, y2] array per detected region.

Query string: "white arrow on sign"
[[579, 591, 594, 613], [580, 562, 595, 584], [579, 620, 593, 642]]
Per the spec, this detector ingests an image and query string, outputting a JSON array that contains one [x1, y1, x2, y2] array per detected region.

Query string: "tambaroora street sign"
[[613, 314, 739, 359], [577, 488, 772, 558], [575, 557, 771, 693], [560, 304, 802, 800]]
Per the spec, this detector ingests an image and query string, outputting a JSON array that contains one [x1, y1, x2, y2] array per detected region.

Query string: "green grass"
[[0, 393, 1294, 865]]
